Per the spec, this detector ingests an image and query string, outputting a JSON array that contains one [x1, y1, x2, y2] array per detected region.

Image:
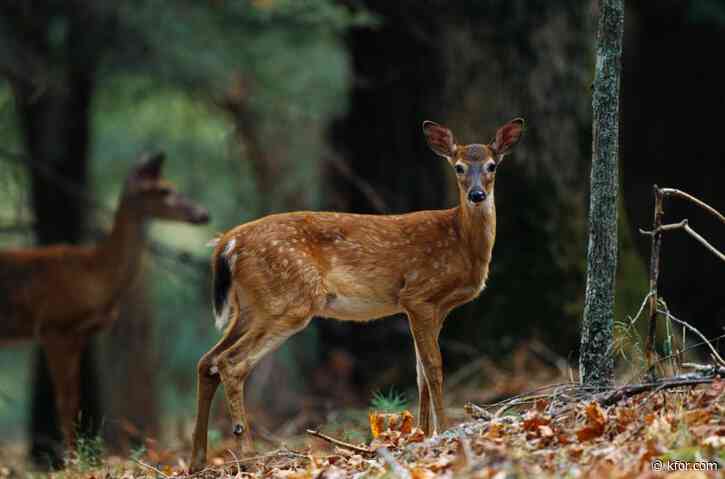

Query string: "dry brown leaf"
[[400, 410, 414, 434], [575, 401, 607, 442], [484, 421, 504, 440], [522, 411, 551, 432], [534, 398, 550, 412], [683, 408, 711, 426], [369, 411, 385, 438], [538, 425, 554, 438]]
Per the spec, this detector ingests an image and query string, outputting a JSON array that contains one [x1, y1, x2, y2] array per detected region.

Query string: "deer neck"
[[456, 189, 497, 271], [95, 195, 149, 304]]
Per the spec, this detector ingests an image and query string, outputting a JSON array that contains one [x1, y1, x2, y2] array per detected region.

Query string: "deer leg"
[[43, 337, 84, 451], [413, 344, 431, 435], [190, 329, 242, 472], [406, 307, 446, 434], [216, 316, 310, 457]]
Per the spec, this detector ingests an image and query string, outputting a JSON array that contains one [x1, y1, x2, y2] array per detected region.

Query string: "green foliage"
[[370, 387, 409, 413], [129, 443, 147, 462], [70, 434, 105, 470]]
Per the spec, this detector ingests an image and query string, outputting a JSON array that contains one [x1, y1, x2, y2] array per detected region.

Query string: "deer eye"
[[486, 162, 497, 173], [455, 164, 465, 175]]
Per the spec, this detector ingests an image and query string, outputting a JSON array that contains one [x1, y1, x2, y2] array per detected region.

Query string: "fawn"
[[190, 118, 524, 470], [0, 152, 209, 451]]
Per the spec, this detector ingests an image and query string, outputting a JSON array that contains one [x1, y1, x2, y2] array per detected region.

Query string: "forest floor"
[[4, 377, 722, 479]]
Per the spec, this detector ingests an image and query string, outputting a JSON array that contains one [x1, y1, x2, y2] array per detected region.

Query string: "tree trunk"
[[579, 0, 624, 389], [14, 65, 102, 467]]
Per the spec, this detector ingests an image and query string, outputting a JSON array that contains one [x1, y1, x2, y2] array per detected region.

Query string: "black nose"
[[193, 209, 210, 224], [468, 189, 486, 203]]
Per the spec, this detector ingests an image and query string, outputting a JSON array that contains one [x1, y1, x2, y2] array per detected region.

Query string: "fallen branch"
[[133, 459, 169, 478], [597, 376, 716, 407], [305, 429, 374, 456]]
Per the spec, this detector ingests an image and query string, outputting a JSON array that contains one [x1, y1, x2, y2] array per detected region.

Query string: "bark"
[[579, 0, 624, 389]]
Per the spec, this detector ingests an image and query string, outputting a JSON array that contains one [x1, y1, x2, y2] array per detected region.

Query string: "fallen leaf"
[[575, 401, 607, 442]]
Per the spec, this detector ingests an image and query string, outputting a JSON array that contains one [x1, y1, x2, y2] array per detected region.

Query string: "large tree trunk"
[[14, 61, 102, 467], [4, 3, 159, 461], [579, 0, 624, 388]]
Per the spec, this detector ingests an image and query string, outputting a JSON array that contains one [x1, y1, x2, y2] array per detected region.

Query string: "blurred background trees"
[[0, 0, 722, 465]]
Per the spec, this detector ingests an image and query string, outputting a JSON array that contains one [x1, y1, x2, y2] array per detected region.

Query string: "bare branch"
[[660, 188, 725, 224], [657, 307, 725, 367], [305, 429, 374, 456], [642, 219, 725, 262]]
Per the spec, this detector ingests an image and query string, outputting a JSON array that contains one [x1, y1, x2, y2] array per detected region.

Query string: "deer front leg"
[[43, 337, 84, 451], [190, 330, 242, 473], [413, 345, 431, 435], [406, 307, 446, 434]]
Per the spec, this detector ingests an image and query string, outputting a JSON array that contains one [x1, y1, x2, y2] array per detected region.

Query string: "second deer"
[[190, 118, 524, 470], [0, 152, 209, 453]]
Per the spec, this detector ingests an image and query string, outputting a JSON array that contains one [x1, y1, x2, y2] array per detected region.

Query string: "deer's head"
[[124, 152, 209, 225], [423, 118, 524, 208]]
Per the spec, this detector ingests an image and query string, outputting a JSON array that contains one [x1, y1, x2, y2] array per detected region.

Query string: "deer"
[[0, 152, 209, 452], [189, 118, 524, 471]]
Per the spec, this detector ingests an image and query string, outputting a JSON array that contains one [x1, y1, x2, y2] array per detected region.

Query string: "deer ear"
[[132, 151, 165, 181], [423, 121, 457, 161], [491, 118, 524, 159]]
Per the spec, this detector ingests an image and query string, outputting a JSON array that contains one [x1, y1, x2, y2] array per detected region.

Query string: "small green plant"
[[130, 443, 147, 462], [71, 434, 105, 470], [370, 387, 409, 413]]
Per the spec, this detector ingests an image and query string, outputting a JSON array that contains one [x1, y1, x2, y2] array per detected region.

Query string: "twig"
[[682, 362, 725, 376], [657, 308, 725, 367], [463, 402, 493, 420], [628, 291, 652, 326], [660, 188, 725, 224], [645, 185, 664, 379], [642, 220, 725, 262], [376, 447, 411, 479], [133, 459, 169, 478], [305, 429, 374, 456], [598, 376, 715, 407], [226, 448, 242, 477]]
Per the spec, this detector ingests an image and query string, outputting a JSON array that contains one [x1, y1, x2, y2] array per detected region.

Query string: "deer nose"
[[193, 209, 210, 224], [468, 189, 486, 203]]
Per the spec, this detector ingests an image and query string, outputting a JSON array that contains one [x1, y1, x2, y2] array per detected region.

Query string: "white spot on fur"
[[209, 365, 219, 375], [214, 299, 231, 331], [223, 239, 237, 257]]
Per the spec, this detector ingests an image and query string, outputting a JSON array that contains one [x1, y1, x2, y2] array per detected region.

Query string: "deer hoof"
[[233, 423, 245, 436]]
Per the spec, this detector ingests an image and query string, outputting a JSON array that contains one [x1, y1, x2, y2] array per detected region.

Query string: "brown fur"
[[189, 118, 524, 471], [0, 153, 208, 449]]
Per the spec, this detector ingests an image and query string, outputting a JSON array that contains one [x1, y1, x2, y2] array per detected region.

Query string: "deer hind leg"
[[216, 315, 311, 456], [43, 337, 85, 451], [406, 305, 446, 434], [190, 326, 243, 472]]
